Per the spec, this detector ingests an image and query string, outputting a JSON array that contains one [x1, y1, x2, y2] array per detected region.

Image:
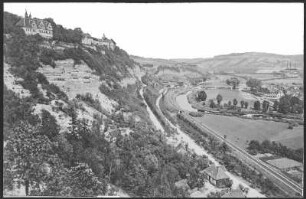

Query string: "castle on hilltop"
[[16, 11, 53, 39], [15, 10, 116, 50], [82, 33, 116, 50]]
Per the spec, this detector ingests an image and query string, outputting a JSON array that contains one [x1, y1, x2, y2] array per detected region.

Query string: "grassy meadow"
[[192, 114, 304, 150]]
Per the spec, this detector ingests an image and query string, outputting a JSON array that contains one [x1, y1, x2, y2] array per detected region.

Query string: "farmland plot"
[[192, 114, 303, 150]]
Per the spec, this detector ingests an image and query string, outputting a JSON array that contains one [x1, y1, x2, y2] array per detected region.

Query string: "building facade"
[[263, 90, 284, 100], [81, 33, 116, 50], [16, 11, 53, 39]]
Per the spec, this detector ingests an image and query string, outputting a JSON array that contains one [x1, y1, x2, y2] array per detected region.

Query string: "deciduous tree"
[[196, 90, 207, 102], [246, 78, 261, 91], [262, 100, 270, 113], [240, 100, 245, 108], [226, 77, 240, 89], [278, 95, 291, 114], [244, 101, 249, 109], [233, 98, 238, 106], [254, 101, 261, 110], [216, 94, 223, 105]]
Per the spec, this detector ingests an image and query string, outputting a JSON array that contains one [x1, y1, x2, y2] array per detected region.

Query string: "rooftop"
[[201, 165, 229, 180]]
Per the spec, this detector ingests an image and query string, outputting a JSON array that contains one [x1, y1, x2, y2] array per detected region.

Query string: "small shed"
[[200, 165, 230, 188]]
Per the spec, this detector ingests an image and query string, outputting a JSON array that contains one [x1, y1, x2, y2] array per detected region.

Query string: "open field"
[[191, 114, 304, 150], [263, 78, 303, 85], [204, 89, 257, 105], [269, 126, 304, 150]]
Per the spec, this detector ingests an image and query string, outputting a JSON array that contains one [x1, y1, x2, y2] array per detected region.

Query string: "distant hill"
[[132, 52, 304, 74], [131, 55, 177, 68]]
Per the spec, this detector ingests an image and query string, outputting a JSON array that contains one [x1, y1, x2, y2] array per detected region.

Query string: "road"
[[161, 87, 303, 196]]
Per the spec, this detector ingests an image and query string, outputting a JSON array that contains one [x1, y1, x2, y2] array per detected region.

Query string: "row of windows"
[[25, 28, 52, 35]]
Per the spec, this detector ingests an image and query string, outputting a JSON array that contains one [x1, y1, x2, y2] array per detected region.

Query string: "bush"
[[43, 83, 68, 101], [76, 93, 103, 113], [40, 48, 57, 67], [189, 112, 203, 117], [44, 18, 83, 44]]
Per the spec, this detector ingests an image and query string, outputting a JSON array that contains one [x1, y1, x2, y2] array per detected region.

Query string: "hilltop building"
[[82, 33, 116, 50], [16, 11, 53, 39]]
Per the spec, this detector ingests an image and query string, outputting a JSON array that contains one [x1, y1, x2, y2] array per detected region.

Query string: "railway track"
[[163, 88, 303, 196], [181, 112, 303, 195]]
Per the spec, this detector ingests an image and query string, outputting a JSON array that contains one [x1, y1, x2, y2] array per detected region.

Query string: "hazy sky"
[[4, 3, 304, 59]]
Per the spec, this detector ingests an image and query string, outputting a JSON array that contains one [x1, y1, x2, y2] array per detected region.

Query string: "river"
[[175, 91, 197, 112]]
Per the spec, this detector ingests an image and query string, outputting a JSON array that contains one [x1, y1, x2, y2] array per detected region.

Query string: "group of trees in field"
[[252, 95, 303, 114], [277, 95, 303, 114], [196, 90, 250, 110], [247, 140, 303, 163], [226, 77, 240, 89], [196, 90, 207, 102], [223, 99, 249, 110], [246, 78, 262, 91], [245, 78, 272, 94]]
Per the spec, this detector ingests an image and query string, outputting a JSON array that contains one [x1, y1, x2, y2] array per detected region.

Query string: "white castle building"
[[82, 33, 116, 50]]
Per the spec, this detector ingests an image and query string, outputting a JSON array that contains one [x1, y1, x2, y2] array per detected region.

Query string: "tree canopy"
[[246, 78, 262, 90], [226, 77, 240, 89], [196, 90, 207, 102]]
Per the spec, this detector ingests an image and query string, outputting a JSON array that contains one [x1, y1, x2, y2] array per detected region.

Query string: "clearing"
[[192, 114, 304, 150]]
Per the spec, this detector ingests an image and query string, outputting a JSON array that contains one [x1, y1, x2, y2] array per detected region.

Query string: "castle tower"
[[25, 10, 28, 18], [29, 13, 32, 18]]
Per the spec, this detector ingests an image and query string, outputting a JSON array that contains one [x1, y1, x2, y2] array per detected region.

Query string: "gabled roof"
[[15, 16, 52, 31], [222, 189, 245, 198], [202, 165, 229, 180]]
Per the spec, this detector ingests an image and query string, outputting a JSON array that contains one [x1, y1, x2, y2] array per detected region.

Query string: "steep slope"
[[4, 11, 216, 198]]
